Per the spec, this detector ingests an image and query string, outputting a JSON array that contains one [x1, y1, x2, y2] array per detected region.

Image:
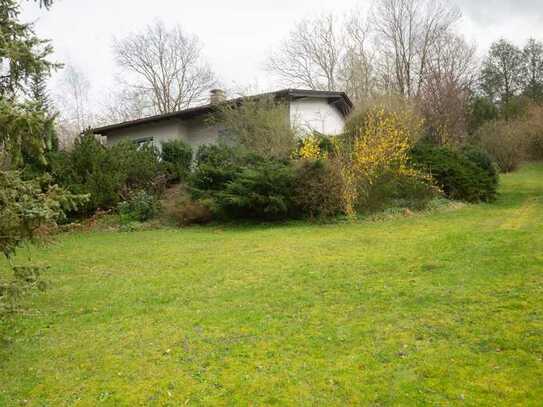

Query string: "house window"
[[134, 137, 154, 149]]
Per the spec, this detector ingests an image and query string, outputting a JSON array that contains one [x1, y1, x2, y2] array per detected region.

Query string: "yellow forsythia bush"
[[297, 135, 324, 159], [337, 105, 437, 214], [352, 107, 422, 183]]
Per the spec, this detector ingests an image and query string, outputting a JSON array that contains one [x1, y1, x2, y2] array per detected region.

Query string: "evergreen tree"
[[0, 0, 59, 166], [30, 71, 50, 111]]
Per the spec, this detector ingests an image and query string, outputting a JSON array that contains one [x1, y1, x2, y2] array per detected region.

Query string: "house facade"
[[92, 89, 353, 150]]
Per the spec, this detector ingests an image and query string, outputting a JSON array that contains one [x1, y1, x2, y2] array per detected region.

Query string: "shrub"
[[49, 134, 163, 215], [462, 146, 499, 192], [213, 160, 296, 220], [190, 144, 259, 194], [171, 199, 213, 226], [118, 190, 160, 223], [410, 143, 498, 202], [343, 105, 435, 213], [110, 141, 162, 194], [294, 133, 337, 160], [522, 104, 543, 161], [161, 140, 193, 182], [293, 159, 344, 218], [359, 171, 439, 212], [48, 135, 118, 212], [476, 120, 526, 172], [211, 96, 296, 159], [296, 135, 322, 159], [344, 97, 423, 146], [529, 130, 543, 161]]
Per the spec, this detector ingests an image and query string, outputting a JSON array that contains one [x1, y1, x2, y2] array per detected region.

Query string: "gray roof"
[[92, 89, 353, 135]]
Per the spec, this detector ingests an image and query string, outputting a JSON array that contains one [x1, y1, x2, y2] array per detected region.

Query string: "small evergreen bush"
[[213, 160, 296, 220], [118, 190, 160, 223], [410, 143, 498, 202], [190, 144, 263, 194], [161, 140, 193, 182], [49, 134, 162, 215]]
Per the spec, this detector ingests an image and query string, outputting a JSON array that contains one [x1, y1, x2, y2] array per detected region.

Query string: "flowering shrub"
[[351, 108, 423, 182], [297, 135, 323, 159], [339, 106, 438, 212]]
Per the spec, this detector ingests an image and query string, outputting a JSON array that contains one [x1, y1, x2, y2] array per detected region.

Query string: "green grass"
[[1, 164, 542, 406]]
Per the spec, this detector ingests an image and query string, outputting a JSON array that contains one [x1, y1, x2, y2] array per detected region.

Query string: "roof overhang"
[[91, 89, 353, 136]]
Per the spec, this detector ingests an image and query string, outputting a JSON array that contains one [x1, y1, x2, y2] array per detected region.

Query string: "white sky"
[[21, 0, 543, 110]]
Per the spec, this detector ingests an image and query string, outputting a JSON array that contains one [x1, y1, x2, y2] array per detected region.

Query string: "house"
[[91, 89, 353, 150]]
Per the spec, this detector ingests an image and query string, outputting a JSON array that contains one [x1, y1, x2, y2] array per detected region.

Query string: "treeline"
[[268, 2, 543, 147]]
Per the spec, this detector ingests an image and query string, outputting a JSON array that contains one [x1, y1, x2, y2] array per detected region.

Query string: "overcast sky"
[[21, 0, 543, 110]]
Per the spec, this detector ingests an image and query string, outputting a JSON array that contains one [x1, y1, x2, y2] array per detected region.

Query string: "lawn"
[[1, 164, 542, 406]]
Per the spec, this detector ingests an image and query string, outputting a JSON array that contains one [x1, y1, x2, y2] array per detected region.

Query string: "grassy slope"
[[1, 164, 542, 406]]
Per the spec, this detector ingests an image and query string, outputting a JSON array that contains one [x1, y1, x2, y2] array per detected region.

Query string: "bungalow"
[[91, 88, 353, 150]]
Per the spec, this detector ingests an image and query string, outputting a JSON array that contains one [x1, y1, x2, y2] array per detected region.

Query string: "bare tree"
[[371, 0, 461, 98], [419, 33, 477, 142], [99, 84, 155, 124], [266, 14, 343, 91], [55, 64, 93, 130], [113, 21, 217, 114], [340, 11, 377, 103]]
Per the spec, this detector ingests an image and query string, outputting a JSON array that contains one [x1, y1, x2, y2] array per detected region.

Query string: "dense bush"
[[161, 140, 193, 181], [170, 199, 213, 226], [48, 134, 162, 215], [359, 171, 439, 212], [111, 141, 163, 193], [294, 133, 337, 159], [213, 160, 296, 220], [189, 144, 265, 194], [529, 130, 543, 161], [211, 96, 296, 159], [189, 145, 298, 221], [475, 120, 526, 173], [344, 97, 423, 146], [462, 145, 500, 191], [118, 190, 160, 223], [410, 143, 498, 202], [522, 105, 543, 161], [293, 159, 343, 218], [339, 105, 437, 214]]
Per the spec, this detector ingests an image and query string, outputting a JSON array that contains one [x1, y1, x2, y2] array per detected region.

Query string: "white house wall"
[[182, 118, 221, 150], [105, 121, 182, 147], [104, 97, 347, 149], [289, 98, 345, 136], [105, 118, 221, 151]]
